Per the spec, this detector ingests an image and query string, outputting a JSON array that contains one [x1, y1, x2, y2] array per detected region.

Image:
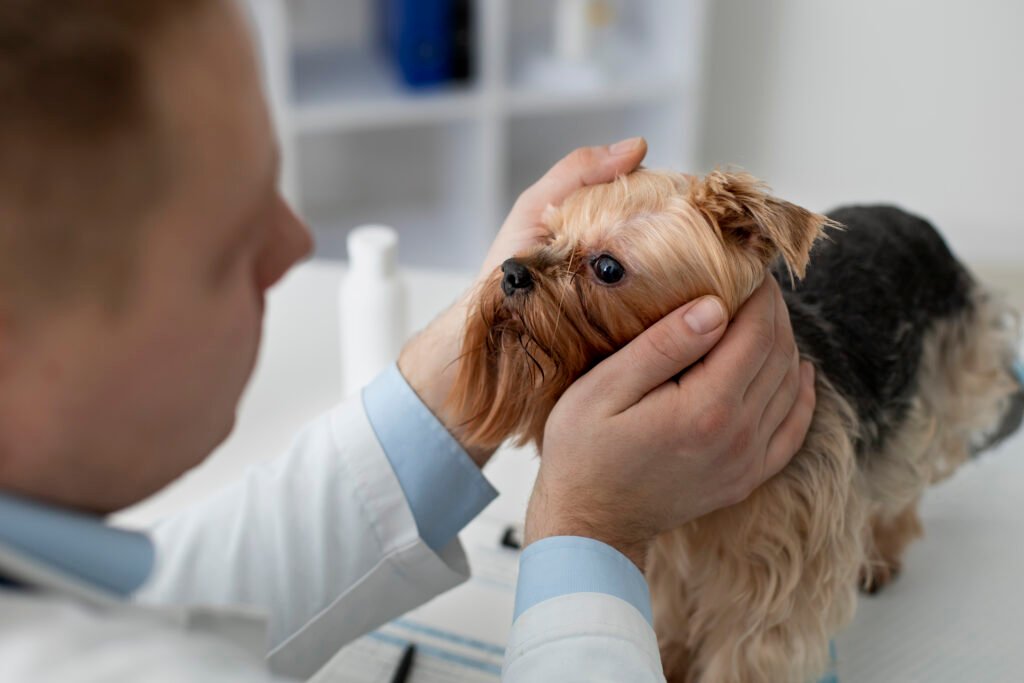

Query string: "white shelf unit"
[[248, 0, 707, 269]]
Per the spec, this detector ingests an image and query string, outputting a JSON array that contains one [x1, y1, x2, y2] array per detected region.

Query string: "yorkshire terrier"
[[449, 169, 1024, 682]]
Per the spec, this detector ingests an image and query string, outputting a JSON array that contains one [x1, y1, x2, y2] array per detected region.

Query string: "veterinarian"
[[0, 1, 817, 680]]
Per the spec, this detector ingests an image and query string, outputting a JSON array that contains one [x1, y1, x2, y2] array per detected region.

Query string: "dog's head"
[[449, 169, 832, 450]]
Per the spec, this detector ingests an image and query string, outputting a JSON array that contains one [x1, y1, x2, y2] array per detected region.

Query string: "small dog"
[[448, 169, 1024, 682]]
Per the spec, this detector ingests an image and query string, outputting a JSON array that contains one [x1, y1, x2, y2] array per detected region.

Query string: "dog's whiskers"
[[551, 252, 576, 343]]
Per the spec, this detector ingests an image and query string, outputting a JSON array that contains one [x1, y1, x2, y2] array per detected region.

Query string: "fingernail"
[[609, 136, 643, 155], [683, 297, 725, 334]]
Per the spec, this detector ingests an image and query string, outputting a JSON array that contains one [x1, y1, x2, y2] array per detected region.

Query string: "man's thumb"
[[588, 296, 727, 412]]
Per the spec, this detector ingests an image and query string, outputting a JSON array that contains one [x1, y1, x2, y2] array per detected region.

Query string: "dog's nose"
[[501, 258, 533, 295]]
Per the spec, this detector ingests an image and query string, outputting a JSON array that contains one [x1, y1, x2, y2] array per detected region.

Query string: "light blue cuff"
[[513, 536, 653, 625], [513, 537, 838, 682], [362, 363, 498, 553]]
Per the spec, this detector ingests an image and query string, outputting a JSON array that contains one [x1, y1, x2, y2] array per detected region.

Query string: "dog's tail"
[[972, 360, 1024, 455]]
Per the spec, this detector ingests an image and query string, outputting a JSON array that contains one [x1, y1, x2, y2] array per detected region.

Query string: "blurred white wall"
[[698, 0, 1024, 269]]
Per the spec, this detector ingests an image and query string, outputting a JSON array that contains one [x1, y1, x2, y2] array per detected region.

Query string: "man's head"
[[0, 0, 312, 512]]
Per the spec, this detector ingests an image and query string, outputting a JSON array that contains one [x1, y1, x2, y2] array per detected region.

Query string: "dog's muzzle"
[[501, 258, 533, 296]]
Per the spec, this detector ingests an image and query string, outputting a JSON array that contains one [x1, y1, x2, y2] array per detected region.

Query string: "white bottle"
[[339, 225, 407, 398]]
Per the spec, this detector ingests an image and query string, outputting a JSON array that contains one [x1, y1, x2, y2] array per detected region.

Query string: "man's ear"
[[685, 169, 835, 279]]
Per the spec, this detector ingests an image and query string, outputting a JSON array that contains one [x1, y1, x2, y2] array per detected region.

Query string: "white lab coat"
[[0, 395, 665, 681]]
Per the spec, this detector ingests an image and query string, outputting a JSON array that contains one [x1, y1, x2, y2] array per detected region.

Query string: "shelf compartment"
[[504, 101, 693, 213], [291, 47, 482, 134], [296, 120, 492, 270], [504, 0, 694, 92]]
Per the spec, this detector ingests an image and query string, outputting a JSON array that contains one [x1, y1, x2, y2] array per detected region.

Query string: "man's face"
[[2, 1, 312, 512]]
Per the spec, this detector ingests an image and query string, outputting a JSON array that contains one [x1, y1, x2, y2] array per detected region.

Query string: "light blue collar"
[[0, 491, 153, 596]]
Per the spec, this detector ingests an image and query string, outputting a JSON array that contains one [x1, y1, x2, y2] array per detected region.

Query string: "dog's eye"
[[592, 255, 625, 284]]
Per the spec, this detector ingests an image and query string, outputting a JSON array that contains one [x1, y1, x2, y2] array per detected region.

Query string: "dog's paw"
[[859, 561, 902, 595]]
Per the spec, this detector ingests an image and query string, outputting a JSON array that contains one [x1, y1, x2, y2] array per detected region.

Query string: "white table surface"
[[115, 260, 1024, 682]]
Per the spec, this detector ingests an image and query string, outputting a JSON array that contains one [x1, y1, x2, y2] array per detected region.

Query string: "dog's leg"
[[653, 378, 866, 683], [859, 499, 923, 594], [856, 287, 1020, 595]]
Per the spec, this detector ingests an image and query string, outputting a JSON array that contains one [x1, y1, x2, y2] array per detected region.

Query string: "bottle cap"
[[347, 225, 398, 278]]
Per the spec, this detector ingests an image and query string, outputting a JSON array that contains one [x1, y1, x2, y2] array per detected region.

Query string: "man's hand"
[[525, 278, 817, 570], [398, 139, 648, 467]]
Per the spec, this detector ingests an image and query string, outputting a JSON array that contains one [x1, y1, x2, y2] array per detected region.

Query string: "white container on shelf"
[[339, 225, 407, 397]]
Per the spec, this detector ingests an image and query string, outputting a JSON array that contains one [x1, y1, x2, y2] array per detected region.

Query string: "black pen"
[[389, 643, 416, 683]]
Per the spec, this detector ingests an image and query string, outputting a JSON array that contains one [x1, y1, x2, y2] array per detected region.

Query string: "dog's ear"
[[686, 169, 831, 279]]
